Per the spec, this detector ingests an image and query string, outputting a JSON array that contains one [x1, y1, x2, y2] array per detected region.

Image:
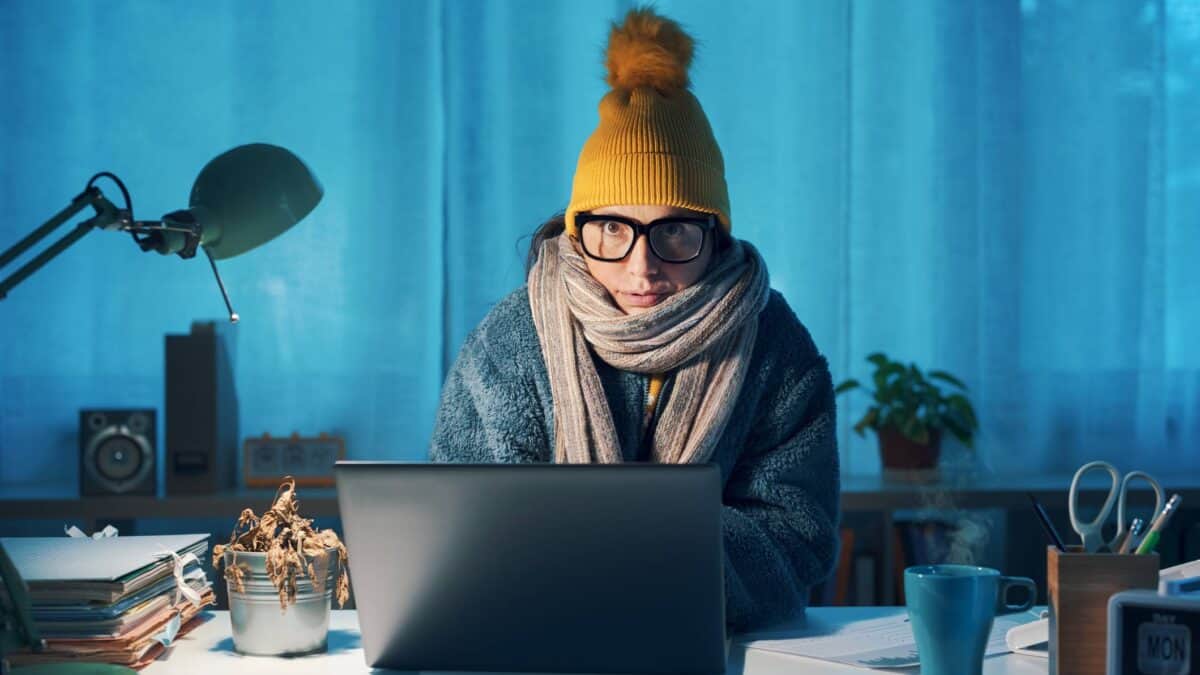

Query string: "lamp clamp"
[[159, 210, 203, 260]]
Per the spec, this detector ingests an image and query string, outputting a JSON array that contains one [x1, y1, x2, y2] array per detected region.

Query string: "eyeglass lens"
[[580, 219, 706, 262]]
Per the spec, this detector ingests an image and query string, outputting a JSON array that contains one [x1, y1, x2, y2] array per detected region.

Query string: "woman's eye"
[[603, 222, 623, 235], [662, 223, 681, 236]]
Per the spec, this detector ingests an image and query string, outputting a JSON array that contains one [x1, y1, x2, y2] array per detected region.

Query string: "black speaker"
[[79, 409, 156, 496], [165, 321, 239, 494]]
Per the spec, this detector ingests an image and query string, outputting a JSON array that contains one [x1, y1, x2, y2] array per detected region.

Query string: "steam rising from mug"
[[916, 477, 993, 566]]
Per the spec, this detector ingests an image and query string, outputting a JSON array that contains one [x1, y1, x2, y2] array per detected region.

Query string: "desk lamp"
[[0, 143, 322, 322], [0, 543, 133, 674]]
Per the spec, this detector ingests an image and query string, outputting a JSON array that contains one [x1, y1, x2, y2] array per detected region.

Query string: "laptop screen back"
[[335, 462, 727, 674]]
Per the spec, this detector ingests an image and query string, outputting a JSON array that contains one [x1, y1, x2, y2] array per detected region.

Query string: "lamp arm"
[[0, 186, 124, 300]]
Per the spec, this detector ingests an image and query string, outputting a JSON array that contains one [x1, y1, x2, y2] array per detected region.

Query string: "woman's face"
[[579, 204, 714, 315]]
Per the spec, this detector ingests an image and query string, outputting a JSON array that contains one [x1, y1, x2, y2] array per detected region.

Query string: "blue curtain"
[[1, 0, 1196, 488]]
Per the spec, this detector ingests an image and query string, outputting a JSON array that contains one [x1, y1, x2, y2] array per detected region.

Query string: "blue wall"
[[1, 0, 1198, 491]]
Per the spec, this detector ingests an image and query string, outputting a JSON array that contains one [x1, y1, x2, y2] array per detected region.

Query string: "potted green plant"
[[834, 352, 979, 471]]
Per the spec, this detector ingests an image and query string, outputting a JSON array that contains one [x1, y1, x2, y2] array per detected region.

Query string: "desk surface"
[[144, 608, 1050, 674]]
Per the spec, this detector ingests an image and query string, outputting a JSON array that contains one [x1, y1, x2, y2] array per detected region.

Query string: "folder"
[[0, 533, 209, 604], [31, 561, 205, 621], [35, 578, 210, 637], [0, 533, 215, 670], [5, 593, 214, 669]]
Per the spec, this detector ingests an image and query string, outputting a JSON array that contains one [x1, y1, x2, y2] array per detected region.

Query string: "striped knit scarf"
[[527, 234, 770, 464]]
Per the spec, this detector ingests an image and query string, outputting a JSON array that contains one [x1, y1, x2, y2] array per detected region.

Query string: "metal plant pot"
[[224, 548, 337, 656]]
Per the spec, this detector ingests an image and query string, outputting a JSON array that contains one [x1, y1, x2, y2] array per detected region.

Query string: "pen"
[[1027, 492, 1066, 552], [1115, 517, 1144, 554], [1135, 493, 1182, 555]]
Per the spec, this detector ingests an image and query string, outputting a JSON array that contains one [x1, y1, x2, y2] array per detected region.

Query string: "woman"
[[430, 7, 839, 632]]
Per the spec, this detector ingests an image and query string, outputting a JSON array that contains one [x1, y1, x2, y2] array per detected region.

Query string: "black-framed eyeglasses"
[[575, 213, 716, 264]]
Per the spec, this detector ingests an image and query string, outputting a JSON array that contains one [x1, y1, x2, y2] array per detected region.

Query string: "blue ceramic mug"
[[904, 564, 1036, 675]]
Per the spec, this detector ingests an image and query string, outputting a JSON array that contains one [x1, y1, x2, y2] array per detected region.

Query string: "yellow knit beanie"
[[565, 7, 730, 238]]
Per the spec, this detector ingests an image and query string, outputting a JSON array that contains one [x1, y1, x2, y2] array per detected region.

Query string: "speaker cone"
[[95, 435, 144, 481]]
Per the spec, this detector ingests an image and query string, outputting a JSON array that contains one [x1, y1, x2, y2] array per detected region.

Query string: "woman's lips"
[[621, 291, 669, 307]]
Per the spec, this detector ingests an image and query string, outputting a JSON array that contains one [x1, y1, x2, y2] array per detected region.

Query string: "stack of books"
[[1, 533, 215, 670]]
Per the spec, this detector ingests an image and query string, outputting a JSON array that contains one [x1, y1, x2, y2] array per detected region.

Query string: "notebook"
[[1, 533, 209, 604]]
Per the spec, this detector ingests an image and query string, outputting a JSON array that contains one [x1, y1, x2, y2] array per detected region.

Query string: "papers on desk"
[[0, 533, 216, 670], [738, 610, 1044, 670]]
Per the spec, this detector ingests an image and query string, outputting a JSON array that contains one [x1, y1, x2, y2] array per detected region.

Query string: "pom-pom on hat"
[[565, 7, 730, 239]]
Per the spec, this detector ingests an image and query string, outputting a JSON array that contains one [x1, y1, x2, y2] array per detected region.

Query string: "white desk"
[[143, 608, 1050, 674]]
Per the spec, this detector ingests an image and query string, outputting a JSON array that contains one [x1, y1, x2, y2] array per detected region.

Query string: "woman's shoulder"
[[483, 285, 535, 325], [737, 290, 832, 436], [460, 285, 541, 361], [756, 289, 821, 364]]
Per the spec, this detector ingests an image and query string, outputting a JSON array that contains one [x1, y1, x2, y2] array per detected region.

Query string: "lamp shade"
[[190, 143, 322, 260]]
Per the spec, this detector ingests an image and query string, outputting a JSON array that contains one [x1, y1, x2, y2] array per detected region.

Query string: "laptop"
[[335, 461, 727, 674]]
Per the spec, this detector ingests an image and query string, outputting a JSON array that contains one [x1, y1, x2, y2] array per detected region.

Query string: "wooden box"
[[1047, 546, 1158, 675]]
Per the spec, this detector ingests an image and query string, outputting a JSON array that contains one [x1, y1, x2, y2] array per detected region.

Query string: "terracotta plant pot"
[[877, 426, 942, 471]]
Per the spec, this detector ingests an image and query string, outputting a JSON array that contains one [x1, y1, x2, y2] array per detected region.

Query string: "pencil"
[[1136, 493, 1182, 555], [1115, 517, 1144, 554], [1027, 492, 1066, 552]]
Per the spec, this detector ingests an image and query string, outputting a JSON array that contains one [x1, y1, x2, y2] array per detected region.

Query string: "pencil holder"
[[1047, 546, 1158, 675]]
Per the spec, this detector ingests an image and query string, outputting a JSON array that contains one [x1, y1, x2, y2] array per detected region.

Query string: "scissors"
[[1068, 461, 1165, 553]]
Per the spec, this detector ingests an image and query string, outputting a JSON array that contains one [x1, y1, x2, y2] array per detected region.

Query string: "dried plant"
[[213, 477, 350, 611]]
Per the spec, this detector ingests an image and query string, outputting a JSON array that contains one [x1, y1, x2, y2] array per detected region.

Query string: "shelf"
[[0, 485, 339, 521], [839, 470, 1200, 511], [3, 470, 1197, 521]]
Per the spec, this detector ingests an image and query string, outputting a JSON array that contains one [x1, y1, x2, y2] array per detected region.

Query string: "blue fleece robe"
[[428, 286, 840, 632]]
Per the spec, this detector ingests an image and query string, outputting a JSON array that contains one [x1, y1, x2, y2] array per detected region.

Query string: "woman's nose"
[[624, 235, 659, 276]]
